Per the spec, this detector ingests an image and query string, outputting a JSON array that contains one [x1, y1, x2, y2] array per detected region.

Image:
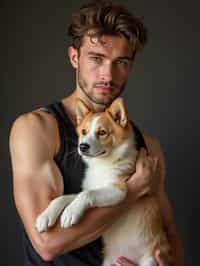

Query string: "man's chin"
[[91, 92, 117, 105], [91, 96, 114, 106]]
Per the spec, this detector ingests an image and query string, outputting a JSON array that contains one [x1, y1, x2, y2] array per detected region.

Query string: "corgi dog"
[[36, 97, 171, 266]]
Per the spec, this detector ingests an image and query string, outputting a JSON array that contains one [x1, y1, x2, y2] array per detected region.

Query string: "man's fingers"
[[136, 148, 148, 168], [117, 256, 136, 266], [153, 157, 159, 170], [155, 249, 164, 266], [137, 148, 147, 160]]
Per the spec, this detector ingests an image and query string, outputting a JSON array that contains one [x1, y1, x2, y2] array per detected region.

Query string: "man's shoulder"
[[140, 128, 166, 185], [11, 107, 58, 134], [140, 128, 163, 157], [10, 107, 59, 154]]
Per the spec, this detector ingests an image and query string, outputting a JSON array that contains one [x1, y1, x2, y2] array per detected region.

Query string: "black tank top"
[[20, 101, 147, 266]]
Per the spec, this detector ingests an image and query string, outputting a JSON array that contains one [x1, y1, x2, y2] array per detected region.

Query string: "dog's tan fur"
[[76, 98, 171, 266]]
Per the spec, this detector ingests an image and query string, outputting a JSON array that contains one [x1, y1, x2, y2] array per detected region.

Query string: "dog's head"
[[76, 97, 134, 160]]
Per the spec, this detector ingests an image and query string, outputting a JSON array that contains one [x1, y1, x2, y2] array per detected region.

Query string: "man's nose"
[[100, 63, 113, 81]]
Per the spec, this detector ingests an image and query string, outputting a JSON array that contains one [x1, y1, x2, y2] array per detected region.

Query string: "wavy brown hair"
[[68, 0, 148, 58]]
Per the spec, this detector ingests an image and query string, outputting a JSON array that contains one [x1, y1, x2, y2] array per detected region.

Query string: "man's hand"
[[126, 148, 159, 201], [116, 249, 165, 265]]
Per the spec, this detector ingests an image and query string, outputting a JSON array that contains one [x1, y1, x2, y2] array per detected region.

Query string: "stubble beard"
[[77, 67, 126, 106]]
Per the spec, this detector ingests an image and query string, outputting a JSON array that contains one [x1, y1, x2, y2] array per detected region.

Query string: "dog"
[[36, 97, 171, 266]]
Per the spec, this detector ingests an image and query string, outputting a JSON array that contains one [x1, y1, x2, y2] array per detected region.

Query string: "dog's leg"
[[60, 186, 127, 228], [89, 186, 127, 207], [140, 257, 157, 266], [35, 194, 76, 232]]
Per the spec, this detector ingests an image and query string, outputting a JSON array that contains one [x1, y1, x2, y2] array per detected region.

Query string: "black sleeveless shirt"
[[21, 101, 147, 266]]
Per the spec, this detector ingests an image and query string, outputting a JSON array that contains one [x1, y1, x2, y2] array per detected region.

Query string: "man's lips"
[[95, 86, 113, 91]]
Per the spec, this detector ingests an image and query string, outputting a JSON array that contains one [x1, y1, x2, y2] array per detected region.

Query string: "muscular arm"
[[9, 111, 132, 261], [145, 134, 184, 266]]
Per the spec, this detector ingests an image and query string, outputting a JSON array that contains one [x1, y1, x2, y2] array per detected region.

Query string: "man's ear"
[[107, 98, 128, 128], [76, 99, 91, 126], [68, 46, 79, 69]]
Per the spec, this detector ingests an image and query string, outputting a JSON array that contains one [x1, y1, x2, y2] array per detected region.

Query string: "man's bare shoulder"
[[140, 128, 163, 157], [140, 128, 166, 185], [9, 108, 61, 163]]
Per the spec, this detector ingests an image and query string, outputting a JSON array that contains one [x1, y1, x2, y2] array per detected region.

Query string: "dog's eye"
[[98, 129, 107, 136], [82, 128, 87, 135]]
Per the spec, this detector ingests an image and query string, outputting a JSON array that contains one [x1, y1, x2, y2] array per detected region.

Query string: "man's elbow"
[[33, 236, 63, 262], [33, 230, 77, 261], [32, 237, 53, 261], [39, 248, 55, 262]]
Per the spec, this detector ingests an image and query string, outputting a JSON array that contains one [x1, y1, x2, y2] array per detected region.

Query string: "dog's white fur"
[[36, 98, 170, 266]]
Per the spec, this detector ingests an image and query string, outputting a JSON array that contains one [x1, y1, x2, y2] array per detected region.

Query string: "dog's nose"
[[79, 143, 90, 153]]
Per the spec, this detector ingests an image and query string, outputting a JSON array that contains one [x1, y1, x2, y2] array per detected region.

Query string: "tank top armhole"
[[40, 106, 66, 163]]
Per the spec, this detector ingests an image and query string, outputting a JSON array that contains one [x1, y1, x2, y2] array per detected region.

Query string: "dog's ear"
[[107, 98, 128, 128], [76, 99, 90, 126]]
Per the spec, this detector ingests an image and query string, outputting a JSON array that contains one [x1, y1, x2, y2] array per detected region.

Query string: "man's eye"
[[98, 129, 107, 136], [116, 60, 129, 67], [90, 56, 102, 64], [82, 129, 87, 135]]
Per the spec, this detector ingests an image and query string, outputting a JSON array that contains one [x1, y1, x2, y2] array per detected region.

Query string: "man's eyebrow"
[[87, 52, 106, 57], [87, 52, 132, 61], [117, 56, 132, 61]]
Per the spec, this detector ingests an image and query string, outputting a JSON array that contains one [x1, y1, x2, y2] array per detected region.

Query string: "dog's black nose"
[[79, 143, 90, 153]]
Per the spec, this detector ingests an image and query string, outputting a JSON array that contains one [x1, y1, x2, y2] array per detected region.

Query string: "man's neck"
[[62, 90, 108, 126], [75, 88, 107, 112], [61, 92, 77, 127]]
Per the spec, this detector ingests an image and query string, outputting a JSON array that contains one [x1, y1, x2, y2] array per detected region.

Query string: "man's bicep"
[[13, 160, 64, 229], [9, 113, 64, 257], [10, 112, 63, 193]]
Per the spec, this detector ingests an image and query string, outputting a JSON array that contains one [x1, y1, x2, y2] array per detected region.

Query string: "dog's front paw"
[[60, 204, 82, 228], [60, 192, 91, 228], [35, 211, 57, 233]]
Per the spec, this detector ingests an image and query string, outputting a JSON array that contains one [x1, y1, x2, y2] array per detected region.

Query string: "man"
[[9, 1, 184, 265]]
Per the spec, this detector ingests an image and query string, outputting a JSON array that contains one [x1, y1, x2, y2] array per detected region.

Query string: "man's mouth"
[[95, 82, 115, 91], [96, 86, 113, 90], [95, 86, 113, 91]]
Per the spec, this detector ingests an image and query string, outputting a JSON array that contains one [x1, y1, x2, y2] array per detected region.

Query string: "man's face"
[[73, 35, 133, 106]]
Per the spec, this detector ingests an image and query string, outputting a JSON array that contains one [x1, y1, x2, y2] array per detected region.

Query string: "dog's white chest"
[[82, 164, 119, 190]]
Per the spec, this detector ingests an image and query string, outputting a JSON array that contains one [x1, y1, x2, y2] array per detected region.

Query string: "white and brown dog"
[[36, 97, 171, 266]]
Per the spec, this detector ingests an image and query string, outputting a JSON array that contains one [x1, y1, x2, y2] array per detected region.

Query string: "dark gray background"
[[1, 0, 200, 265]]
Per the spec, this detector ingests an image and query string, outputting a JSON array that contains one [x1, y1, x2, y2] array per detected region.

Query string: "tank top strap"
[[43, 101, 78, 163], [44, 101, 77, 137]]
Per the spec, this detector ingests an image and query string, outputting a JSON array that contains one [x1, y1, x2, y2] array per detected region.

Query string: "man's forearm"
[[167, 229, 184, 266], [38, 196, 131, 260], [158, 189, 184, 266]]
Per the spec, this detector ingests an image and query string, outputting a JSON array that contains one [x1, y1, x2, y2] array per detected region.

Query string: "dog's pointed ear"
[[76, 99, 90, 126], [107, 98, 128, 128]]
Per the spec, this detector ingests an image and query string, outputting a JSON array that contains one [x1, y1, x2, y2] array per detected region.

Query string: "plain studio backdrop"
[[1, 0, 200, 265]]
